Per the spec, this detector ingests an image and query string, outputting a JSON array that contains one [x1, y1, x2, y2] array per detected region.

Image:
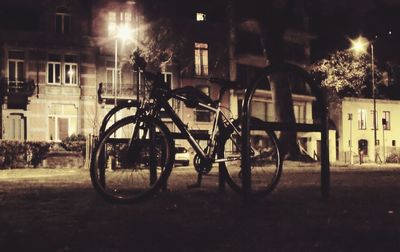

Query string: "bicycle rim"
[[219, 117, 283, 197], [90, 115, 174, 203]]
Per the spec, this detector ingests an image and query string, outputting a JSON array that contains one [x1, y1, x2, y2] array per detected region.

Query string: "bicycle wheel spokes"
[[220, 117, 282, 196], [91, 116, 173, 203]]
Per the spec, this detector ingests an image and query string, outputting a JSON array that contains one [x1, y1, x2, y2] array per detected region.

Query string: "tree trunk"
[[259, 0, 301, 159]]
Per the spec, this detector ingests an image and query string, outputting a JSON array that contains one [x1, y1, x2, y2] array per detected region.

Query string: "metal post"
[[382, 118, 385, 163], [114, 39, 118, 112], [348, 113, 352, 164], [371, 44, 377, 163]]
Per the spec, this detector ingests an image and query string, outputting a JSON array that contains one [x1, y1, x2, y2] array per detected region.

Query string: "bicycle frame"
[[145, 88, 242, 163]]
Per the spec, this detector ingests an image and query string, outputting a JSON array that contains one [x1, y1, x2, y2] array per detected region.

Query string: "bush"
[[0, 141, 52, 168], [60, 134, 86, 156], [386, 153, 400, 163], [27, 141, 52, 167]]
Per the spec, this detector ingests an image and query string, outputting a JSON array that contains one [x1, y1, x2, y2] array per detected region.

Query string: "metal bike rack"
[[241, 63, 330, 200]]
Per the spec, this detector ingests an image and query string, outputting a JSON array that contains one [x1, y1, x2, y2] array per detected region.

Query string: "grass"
[[1, 165, 400, 251]]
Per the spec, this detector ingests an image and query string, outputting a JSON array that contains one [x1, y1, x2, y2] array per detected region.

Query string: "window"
[[55, 7, 70, 33], [8, 51, 25, 89], [392, 140, 396, 147], [383, 111, 390, 130], [196, 12, 206, 21], [5, 114, 25, 140], [106, 68, 121, 86], [194, 43, 209, 76], [48, 104, 77, 141], [162, 72, 173, 89], [251, 101, 268, 121], [64, 64, 77, 84], [370, 110, 378, 130], [194, 85, 211, 122], [358, 109, 367, 130], [294, 104, 305, 123], [48, 62, 61, 84], [47, 54, 79, 85], [108, 11, 132, 36]]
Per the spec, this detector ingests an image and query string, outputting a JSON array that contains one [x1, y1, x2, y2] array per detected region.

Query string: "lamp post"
[[348, 113, 353, 164], [112, 25, 133, 121], [350, 36, 377, 163]]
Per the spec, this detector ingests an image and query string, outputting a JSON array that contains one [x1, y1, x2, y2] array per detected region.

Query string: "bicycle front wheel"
[[218, 117, 283, 197], [90, 115, 174, 203]]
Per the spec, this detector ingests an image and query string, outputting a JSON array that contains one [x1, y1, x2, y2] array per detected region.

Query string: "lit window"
[[196, 12, 206, 21], [105, 68, 121, 96], [358, 109, 367, 130], [108, 11, 132, 36], [370, 110, 378, 130], [194, 43, 209, 76], [108, 12, 117, 35], [64, 64, 77, 85], [294, 104, 305, 123], [251, 101, 268, 121], [48, 104, 77, 141], [383, 111, 390, 130]]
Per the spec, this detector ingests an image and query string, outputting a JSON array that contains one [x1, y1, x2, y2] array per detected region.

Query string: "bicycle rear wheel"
[[90, 115, 174, 203], [218, 117, 283, 197]]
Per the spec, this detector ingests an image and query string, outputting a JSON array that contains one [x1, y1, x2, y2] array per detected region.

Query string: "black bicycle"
[[90, 53, 283, 203]]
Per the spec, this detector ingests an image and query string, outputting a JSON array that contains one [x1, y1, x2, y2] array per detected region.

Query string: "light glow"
[[350, 36, 369, 55]]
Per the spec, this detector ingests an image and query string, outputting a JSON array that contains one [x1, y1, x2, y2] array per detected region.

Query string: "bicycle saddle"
[[209, 78, 245, 90]]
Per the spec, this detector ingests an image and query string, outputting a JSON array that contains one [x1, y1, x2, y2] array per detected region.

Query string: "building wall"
[[340, 97, 400, 163], [0, 0, 97, 142]]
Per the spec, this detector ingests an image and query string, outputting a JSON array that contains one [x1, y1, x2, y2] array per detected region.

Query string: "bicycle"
[[90, 52, 283, 203]]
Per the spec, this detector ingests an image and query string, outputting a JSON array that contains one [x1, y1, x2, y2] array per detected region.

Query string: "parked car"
[[175, 146, 190, 166]]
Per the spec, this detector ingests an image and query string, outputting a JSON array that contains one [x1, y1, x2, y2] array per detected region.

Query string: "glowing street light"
[[350, 36, 378, 162], [112, 24, 133, 110], [350, 36, 369, 55]]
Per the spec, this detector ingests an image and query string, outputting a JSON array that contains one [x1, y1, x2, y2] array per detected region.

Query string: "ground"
[[1, 163, 400, 251]]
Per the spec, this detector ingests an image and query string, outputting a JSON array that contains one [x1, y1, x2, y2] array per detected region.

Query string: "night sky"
[[309, 0, 400, 62]]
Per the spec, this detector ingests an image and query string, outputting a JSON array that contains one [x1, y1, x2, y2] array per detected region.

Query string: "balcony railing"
[[98, 82, 138, 100], [1, 78, 36, 97]]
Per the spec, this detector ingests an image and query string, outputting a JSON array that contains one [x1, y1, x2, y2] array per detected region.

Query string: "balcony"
[[1, 78, 36, 97], [0, 78, 36, 109], [98, 82, 138, 104]]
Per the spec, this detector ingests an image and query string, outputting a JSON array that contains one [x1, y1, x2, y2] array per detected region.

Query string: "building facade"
[[0, 0, 335, 162], [338, 97, 400, 163]]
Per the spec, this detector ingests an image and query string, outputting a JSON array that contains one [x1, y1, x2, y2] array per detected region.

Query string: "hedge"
[[0, 141, 52, 168]]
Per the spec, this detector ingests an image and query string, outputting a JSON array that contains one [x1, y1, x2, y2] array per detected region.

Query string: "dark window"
[[55, 8, 71, 34]]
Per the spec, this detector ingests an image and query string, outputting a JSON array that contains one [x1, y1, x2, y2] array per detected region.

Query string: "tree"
[[311, 50, 381, 96], [311, 49, 384, 129], [234, 0, 303, 159]]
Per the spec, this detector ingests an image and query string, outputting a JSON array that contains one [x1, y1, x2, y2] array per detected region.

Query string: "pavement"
[[0, 164, 400, 251]]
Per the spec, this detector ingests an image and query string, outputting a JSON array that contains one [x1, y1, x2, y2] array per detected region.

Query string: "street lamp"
[[350, 36, 377, 163], [114, 25, 134, 109]]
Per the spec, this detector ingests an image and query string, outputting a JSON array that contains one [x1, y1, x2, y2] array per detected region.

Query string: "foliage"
[[311, 50, 382, 96], [386, 153, 400, 163], [0, 141, 52, 168], [60, 134, 86, 157], [28, 142, 52, 167]]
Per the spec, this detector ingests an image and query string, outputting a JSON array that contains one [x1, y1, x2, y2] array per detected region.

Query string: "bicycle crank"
[[193, 154, 213, 175]]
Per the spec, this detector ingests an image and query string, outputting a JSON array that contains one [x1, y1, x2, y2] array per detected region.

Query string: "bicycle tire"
[[218, 117, 283, 197], [90, 115, 174, 203]]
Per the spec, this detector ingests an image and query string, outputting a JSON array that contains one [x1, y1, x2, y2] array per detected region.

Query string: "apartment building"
[[0, 0, 331, 162]]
